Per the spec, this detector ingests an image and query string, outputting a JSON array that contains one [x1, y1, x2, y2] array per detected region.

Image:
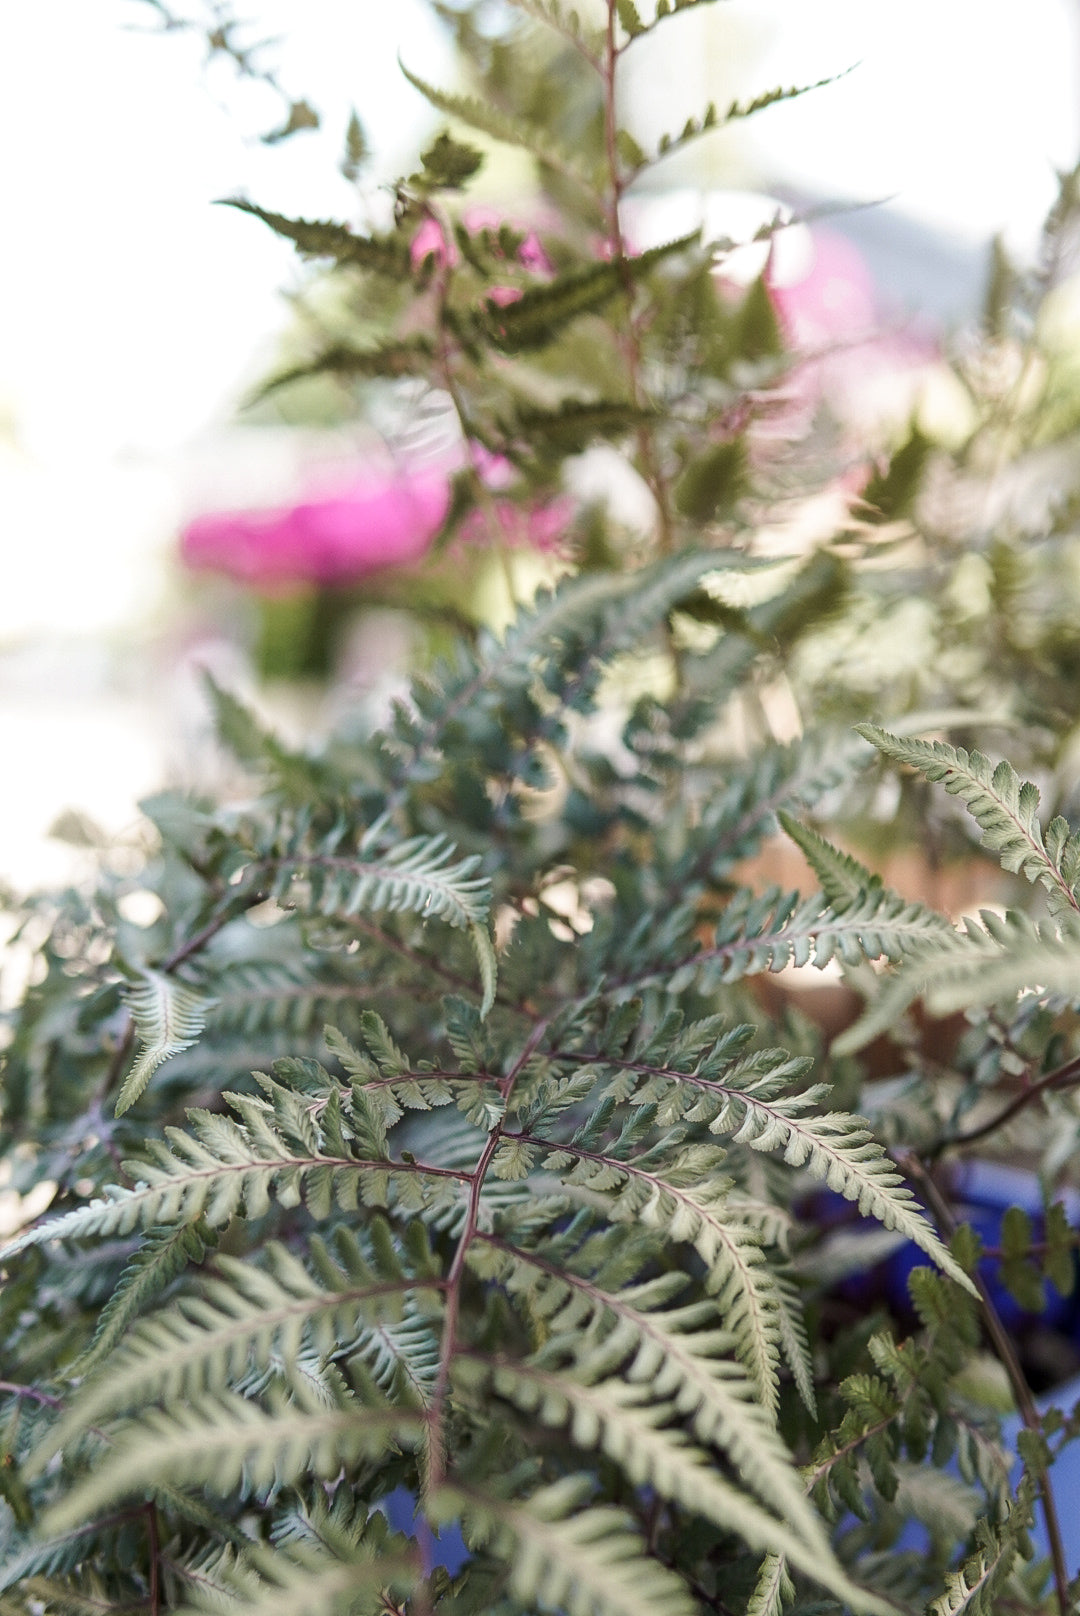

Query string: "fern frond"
[[926, 1516, 1023, 1616], [833, 905, 1080, 1051], [620, 884, 954, 1002], [260, 831, 491, 932], [858, 724, 1080, 917], [70, 1220, 214, 1376], [169, 1538, 418, 1616], [519, 1138, 785, 1401], [37, 1250, 430, 1457], [641, 75, 846, 178], [481, 235, 700, 354], [43, 1394, 423, 1535], [449, 1475, 698, 1616], [0, 1112, 468, 1258], [220, 198, 411, 276], [527, 1049, 972, 1293], [398, 63, 599, 196], [777, 812, 882, 906], [686, 728, 871, 879], [251, 337, 436, 401], [746, 1552, 793, 1616], [472, 1237, 814, 1535], [247, 830, 496, 1013], [707, 1084, 973, 1294], [119, 970, 216, 1114]]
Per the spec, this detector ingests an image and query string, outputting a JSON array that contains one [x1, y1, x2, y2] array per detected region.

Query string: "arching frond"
[[470, 1238, 813, 1536], [858, 724, 1080, 917], [119, 970, 216, 1115]]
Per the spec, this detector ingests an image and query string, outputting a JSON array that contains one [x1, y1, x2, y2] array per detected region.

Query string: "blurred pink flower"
[[410, 216, 458, 272], [768, 231, 876, 349], [459, 493, 573, 553], [181, 472, 451, 589], [409, 208, 552, 278], [181, 456, 572, 589], [756, 228, 936, 447]]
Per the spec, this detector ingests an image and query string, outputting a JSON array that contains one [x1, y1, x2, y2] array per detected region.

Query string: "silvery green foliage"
[[4, 4, 1080, 1615]]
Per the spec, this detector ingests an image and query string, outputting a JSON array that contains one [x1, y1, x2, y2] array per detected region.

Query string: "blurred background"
[[1, 0, 1079, 889]]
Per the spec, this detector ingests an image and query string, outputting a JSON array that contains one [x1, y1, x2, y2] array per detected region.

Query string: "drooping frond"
[[118, 970, 216, 1115], [515, 1134, 786, 1403], [857, 724, 1080, 917], [527, 1038, 973, 1293], [470, 1240, 815, 1535]]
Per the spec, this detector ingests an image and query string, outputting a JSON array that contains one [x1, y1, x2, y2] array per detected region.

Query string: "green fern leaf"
[[42, 1394, 423, 1535], [220, 198, 410, 276], [447, 1475, 698, 1616], [69, 1220, 214, 1377], [118, 970, 216, 1115], [777, 812, 882, 906], [476, 1239, 817, 1540], [36, 1249, 427, 1459], [0, 1112, 467, 1258], [263, 831, 491, 931], [398, 63, 598, 196], [524, 1138, 785, 1404], [746, 1552, 793, 1616], [481, 235, 699, 354], [709, 1088, 975, 1295], [857, 724, 1080, 917], [250, 337, 436, 401], [834, 905, 1080, 1051]]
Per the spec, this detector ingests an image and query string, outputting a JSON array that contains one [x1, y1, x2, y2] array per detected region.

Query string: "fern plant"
[[5, 3, 1080, 1616]]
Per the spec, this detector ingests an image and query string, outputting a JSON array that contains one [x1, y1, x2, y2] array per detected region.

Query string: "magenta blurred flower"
[[756, 228, 936, 447], [768, 231, 877, 349], [181, 472, 451, 589], [409, 207, 552, 278], [410, 216, 458, 272], [459, 493, 573, 553]]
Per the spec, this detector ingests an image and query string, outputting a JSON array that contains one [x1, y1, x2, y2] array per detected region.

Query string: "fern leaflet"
[[119, 970, 216, 1115]]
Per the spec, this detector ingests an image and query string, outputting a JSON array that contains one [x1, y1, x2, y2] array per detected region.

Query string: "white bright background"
[[0, 0, 1078, 889]]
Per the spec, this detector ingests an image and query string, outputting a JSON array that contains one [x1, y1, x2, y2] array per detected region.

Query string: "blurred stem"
[[602, 0, 675, 557]]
